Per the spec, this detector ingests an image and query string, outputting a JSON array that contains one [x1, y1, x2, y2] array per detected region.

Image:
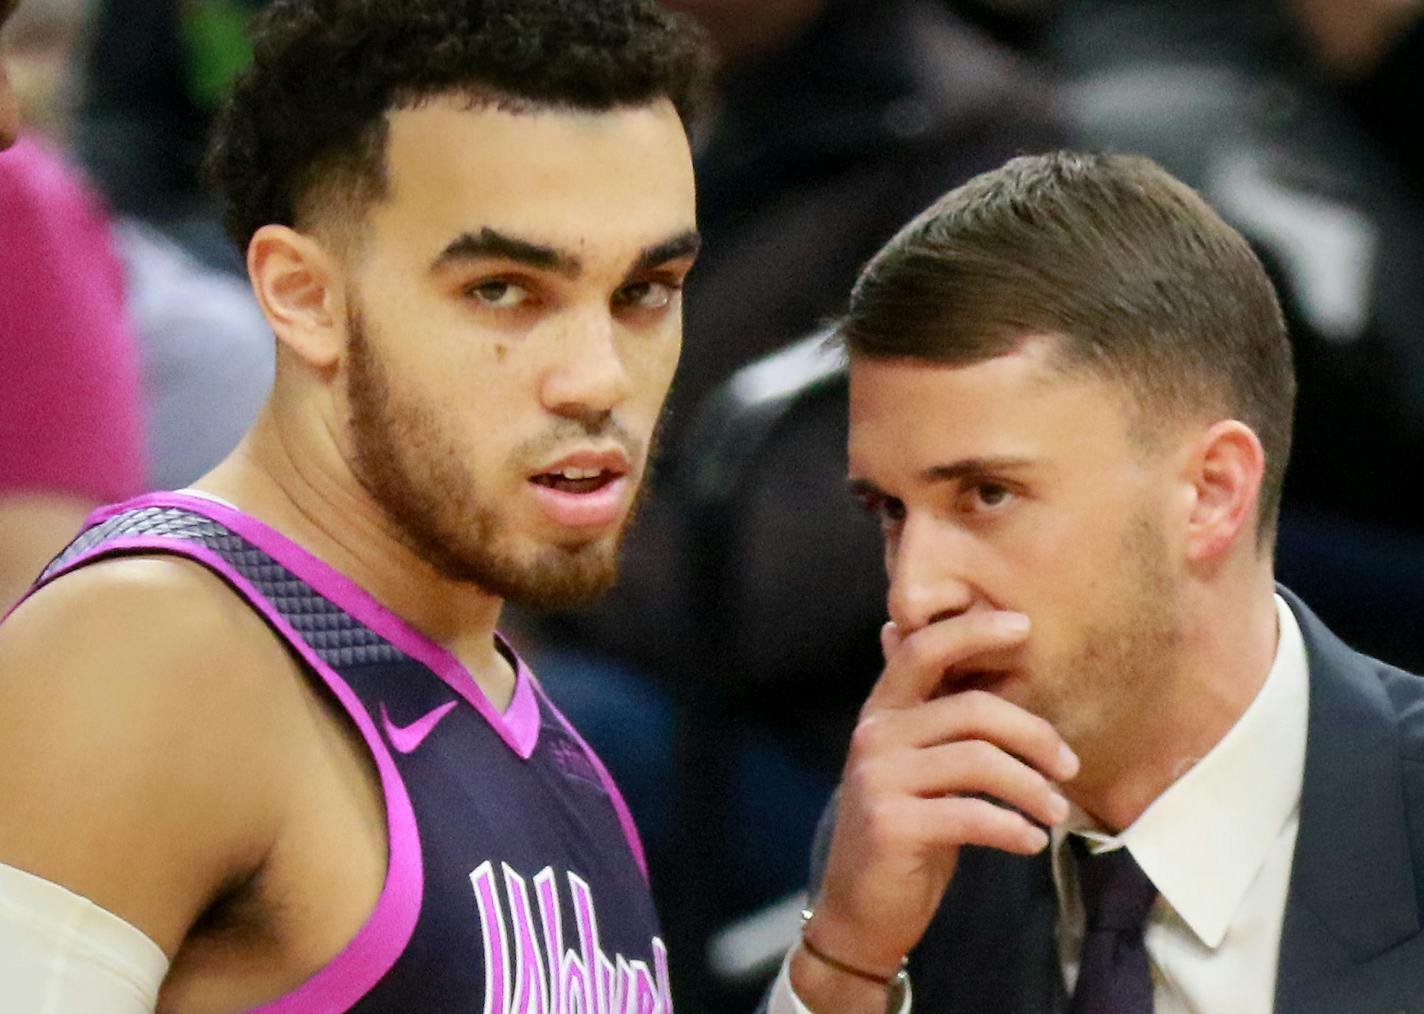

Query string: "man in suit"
[[764, 151, 1424, 1012]]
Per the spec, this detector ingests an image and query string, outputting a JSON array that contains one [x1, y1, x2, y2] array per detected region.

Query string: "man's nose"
[[540, 309, 633, 425], [886, 515, 975, 634]]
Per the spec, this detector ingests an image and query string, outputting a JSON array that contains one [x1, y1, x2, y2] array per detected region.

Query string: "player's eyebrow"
[[625, 230, 701, 278], [432, 227, 582, 277], [431, 227, 701, 284]]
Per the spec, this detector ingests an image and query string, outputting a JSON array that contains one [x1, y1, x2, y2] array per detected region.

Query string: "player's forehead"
[[374, 95, 696, 271]]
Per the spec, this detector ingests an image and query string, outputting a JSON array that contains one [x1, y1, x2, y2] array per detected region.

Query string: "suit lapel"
[[1275, 589, 1422, 1013]]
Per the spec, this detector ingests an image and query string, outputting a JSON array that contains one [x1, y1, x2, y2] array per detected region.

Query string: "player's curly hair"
[[206, 0, 714, 253]]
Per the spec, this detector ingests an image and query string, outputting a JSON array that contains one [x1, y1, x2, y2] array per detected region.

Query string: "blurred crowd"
[[1, 0, 1420, 1010]]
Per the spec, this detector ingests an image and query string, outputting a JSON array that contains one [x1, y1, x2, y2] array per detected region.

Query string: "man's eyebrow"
[[432, 227, 581, 277], [627, 230, 701, 277], [920, 456, 1035, 484], [847, 477, 886, 500]]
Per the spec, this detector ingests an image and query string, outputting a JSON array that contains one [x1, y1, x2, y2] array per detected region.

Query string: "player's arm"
[[0, 557, 293, 993], [779, 611, 1079, 1014]]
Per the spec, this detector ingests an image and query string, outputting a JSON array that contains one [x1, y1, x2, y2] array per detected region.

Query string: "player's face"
[[0, 1, 22, 150], [338, 97, 697, 608], [848, 339, 1187, 754]]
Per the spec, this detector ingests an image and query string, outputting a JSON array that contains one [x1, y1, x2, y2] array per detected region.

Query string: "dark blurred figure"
[[75, 0, 263, 270]]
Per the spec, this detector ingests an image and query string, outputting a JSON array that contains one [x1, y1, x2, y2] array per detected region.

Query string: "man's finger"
[[895, 689, 1080, 782], [904, 738, 1071, 828], [910, 795, 1051, 855], [868, 610, 1030, 710]]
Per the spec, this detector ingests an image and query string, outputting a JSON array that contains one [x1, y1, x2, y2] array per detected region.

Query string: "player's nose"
[[541, 308, 632, 421]]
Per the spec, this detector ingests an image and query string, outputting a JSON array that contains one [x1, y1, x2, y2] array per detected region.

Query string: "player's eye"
[[467, 280, 530, 308], [614, 280, 677, 310]]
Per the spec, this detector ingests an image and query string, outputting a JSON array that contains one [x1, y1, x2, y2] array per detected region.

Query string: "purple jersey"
[[28, 491, 671, 1014]]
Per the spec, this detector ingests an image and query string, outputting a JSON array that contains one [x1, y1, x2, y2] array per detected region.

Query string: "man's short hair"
[[840, 151, 1296, 543], [206, 0, 714, 254]]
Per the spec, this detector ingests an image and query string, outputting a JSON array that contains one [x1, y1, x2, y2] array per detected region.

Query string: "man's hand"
[[790, 610, 1078, 1012]]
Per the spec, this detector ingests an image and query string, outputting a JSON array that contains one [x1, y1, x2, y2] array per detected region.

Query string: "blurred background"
[[1, 1, 1420, 1010]]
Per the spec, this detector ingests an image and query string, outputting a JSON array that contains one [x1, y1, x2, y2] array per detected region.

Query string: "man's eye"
[[856, 493, 906, 530], [967, 483, 1014, 511], [614, 280, 676, 310], [468, 280, 529, 308]]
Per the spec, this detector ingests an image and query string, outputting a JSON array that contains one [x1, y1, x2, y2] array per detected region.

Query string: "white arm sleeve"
[[0, 863, 169, 1013], [766, 948, 912, 1014]]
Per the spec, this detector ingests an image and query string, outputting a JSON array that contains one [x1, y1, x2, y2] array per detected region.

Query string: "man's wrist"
[[799, 907, 907, 985], [789, 940, 902, 1014]]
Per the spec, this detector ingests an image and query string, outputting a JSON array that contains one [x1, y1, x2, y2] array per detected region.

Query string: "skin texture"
[[790, 340, 1281, 1011], [0, 97, 697, 1012]]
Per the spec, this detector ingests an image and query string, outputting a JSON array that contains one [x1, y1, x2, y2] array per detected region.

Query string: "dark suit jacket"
[[772, 589, 1424, 1012]]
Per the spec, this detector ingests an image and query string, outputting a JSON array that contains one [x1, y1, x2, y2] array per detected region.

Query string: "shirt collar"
[[1050, 595, 1309, 948]]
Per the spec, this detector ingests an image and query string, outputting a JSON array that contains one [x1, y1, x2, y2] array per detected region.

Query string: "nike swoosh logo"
[[381, 700, 459, 754]]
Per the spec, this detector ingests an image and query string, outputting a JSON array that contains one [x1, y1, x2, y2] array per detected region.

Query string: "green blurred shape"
[[182, 0, 259, 111]]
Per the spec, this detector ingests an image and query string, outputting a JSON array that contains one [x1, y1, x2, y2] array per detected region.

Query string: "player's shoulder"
[[0, 552, 300, 754], [0, 554, 296, 955]]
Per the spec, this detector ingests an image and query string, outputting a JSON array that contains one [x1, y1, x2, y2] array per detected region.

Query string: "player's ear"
[[1181, 420, 1265, 562], [247, 225, 346, 369]]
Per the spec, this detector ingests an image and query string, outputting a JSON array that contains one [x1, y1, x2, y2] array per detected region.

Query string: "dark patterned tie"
[[1070, 837, 1158, 1014]]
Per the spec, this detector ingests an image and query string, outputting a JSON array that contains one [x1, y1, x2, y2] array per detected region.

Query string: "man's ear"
[[247, 225, 346, 369], [1182, 420, 1266, 562]]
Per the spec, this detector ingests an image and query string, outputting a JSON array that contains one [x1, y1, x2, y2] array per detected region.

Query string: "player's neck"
[[198, 409, 517, 709], [1069, 570, 1281, 833]]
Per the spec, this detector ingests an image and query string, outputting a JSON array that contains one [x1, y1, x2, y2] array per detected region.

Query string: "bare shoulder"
[[0, 555, 304, 956]]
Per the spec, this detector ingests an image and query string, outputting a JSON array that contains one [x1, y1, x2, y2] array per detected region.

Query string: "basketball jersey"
[[29, 491, 671, 1014]]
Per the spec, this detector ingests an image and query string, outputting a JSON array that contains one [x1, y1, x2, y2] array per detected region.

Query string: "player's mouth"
[[528, 449, 632, 529]]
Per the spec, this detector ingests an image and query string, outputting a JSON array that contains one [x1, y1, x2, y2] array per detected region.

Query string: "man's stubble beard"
[[345, 307, 651, 610], [1024, 509, 1183, 756]]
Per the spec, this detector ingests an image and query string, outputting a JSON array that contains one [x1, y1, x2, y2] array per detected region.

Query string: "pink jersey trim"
[[532, 680, 650, 882], [86, 492, 542, 759], [33, 537, 422, 1012]]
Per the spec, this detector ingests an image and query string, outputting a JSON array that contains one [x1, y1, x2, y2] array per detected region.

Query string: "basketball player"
[[0, 2, 710, 1011]]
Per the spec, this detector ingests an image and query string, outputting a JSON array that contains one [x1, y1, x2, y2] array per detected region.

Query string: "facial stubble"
[[1025, 509, 1183, 755], [345, 307, 645, 609]]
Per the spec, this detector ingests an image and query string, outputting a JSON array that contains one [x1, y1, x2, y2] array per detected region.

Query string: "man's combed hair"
[[841, 151, 1296, 543], [206, 0, 714, 253]]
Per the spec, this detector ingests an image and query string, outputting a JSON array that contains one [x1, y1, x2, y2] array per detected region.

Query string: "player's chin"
[[505, 551, 621, 610]]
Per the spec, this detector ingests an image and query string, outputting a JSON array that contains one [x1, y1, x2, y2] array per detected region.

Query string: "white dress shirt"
[[770, 595, 1308, 1014]]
